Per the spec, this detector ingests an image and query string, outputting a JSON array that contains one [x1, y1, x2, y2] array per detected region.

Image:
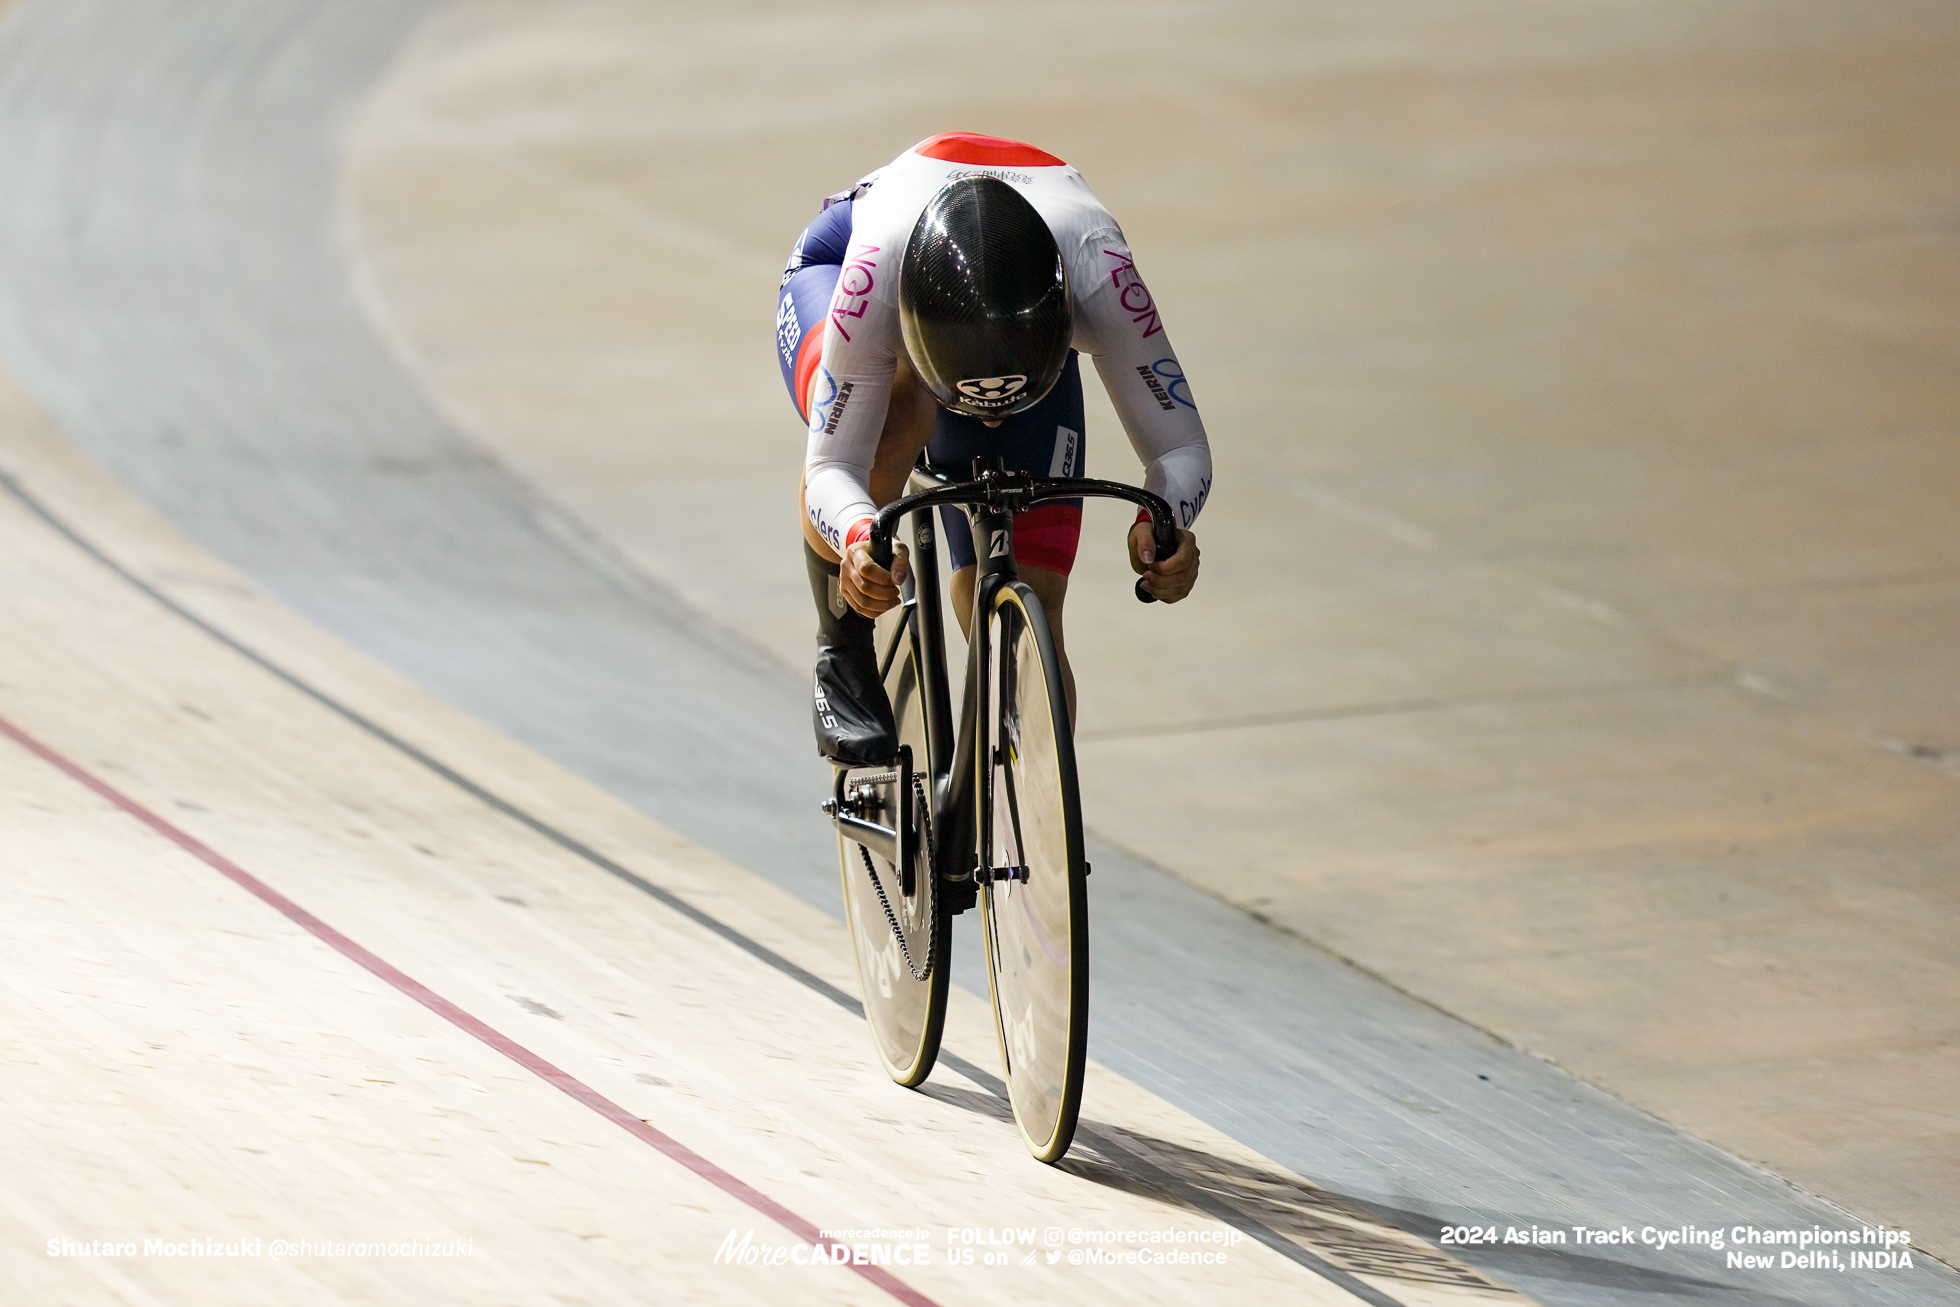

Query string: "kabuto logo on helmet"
[[956, 375, 1028, 405]]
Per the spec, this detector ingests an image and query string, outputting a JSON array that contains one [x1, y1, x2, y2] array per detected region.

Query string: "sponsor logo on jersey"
[[1101, 248, 1163, 339], [828, 244, 880, 343], [807, 502, 846, 550], [1136, 365, 1175, 411], [776, 292, 802, 366], [945, 167, 1035, 186], [1179, 475, 1212, 527], [1151, 357, 1197, 408], [956, 375, 1027, 405], [1049, 426, 1079, 477], [816, 380, 856, 437], [809, 366, 839, 416]]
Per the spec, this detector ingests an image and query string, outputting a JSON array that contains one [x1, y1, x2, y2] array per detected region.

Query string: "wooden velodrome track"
[[0, 2, 1954, 1305]]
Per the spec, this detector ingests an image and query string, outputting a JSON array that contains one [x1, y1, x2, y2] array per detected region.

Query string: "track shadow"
[[917, 1066, 1806, 1307], [913, 1080, 1016, 1126], [1063, 1122, 1513, 1296], [1066, 1123, 1809, 1306]]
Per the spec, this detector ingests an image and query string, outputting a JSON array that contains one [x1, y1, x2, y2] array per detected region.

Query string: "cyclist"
[[779, 132, 1212, 765]]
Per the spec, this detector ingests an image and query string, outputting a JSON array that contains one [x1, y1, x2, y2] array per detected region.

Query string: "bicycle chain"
[[856, 772, 937, 983]]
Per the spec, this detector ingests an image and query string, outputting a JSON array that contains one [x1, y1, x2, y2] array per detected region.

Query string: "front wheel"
[[979, 581, 1088, 1162]]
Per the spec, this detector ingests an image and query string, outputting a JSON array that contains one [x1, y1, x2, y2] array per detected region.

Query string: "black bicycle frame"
[[855, 457, 1180, 895]]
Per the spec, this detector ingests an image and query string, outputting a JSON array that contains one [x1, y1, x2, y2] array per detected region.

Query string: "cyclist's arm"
[[805, 346, 910, 616], [802, 238, 903, 555], [804, 363, 892, 556], [1075, 233, 1214, 531]]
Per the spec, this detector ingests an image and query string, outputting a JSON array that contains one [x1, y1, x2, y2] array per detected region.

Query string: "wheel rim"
[[982, 589, 1085, 1160]]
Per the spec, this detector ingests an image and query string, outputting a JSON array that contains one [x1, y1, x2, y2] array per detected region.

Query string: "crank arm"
[[834, 812, 897, 865], [822, 750, 913, 870]]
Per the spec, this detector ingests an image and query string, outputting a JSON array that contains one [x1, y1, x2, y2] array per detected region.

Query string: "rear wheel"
[[837, 604, 948, 1086], [979, 581, 1088, 1162]]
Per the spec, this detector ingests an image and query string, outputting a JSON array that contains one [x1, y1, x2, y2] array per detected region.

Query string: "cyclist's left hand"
[[841, 539, 910, 618], [1128, 522, 1200, 603]]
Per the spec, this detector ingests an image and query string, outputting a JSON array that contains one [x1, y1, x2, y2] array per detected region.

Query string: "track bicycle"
[[822, 455, 1180, 1162]]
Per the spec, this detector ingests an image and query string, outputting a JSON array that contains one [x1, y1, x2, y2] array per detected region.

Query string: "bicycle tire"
[[979, 580, 1088, 1162], [837, 603, 949, 1087]]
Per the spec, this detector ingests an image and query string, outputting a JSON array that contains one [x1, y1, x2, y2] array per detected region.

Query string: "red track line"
[[0, 713, 942, 1307]]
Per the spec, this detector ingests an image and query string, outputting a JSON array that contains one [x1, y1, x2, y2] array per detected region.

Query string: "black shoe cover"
[[813, 644, 898, 766], [807, 543, 898, 765]]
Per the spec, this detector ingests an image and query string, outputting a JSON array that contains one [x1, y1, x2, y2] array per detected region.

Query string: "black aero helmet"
[[898, 176, 1072, 420]]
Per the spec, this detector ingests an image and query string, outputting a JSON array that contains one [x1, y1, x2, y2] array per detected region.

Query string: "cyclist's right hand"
[[1128, 520, 1200, 603], [842, 539, 910, 618]]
